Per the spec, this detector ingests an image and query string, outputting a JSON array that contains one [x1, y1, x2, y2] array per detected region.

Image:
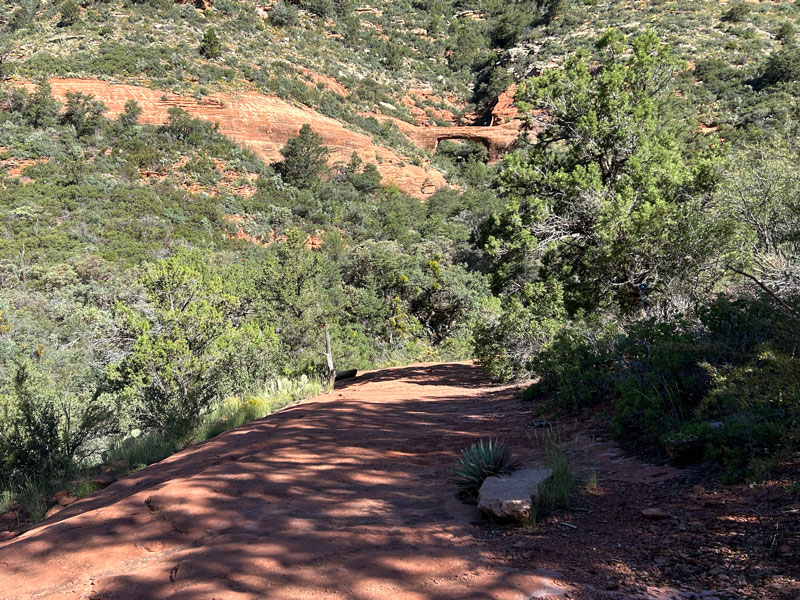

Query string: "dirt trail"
[[0, 363, 568, 599], [1, 363, 796, 600]]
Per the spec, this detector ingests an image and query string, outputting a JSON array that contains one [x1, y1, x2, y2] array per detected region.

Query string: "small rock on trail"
[[478, 468, 553, 522], [641, 507, 670, 520]]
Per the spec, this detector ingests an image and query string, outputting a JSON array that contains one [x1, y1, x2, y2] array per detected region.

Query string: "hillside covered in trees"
[[0, 0, 798, 554]]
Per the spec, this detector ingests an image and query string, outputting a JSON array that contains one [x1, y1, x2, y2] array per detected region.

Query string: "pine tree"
[[58, 0, 79, 27], [276, 124, 330, 189], [199, 28, 222, 59]]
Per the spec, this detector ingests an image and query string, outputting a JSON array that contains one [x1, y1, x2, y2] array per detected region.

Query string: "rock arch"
[[387, 121, 525, 162], [429, 133, 494, 159]]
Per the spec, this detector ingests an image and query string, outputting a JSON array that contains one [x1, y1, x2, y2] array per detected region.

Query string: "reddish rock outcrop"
[[40, 79, 448, 198], [381, 116, 531, 162], [54, 490, 77, 507], [491, 83, 519, 125], [175, 0, 212, 9]]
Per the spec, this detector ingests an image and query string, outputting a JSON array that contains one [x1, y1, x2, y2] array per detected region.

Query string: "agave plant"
[[454, 438, 520, 501]]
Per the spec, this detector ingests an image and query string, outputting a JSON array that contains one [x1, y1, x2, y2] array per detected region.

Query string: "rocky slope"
[[34, 78, 523, 198]]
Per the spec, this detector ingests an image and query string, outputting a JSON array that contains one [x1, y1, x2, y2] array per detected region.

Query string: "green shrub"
[[58, 0, 80, 27], [695, 58, 742, 96], [199, 28, 223, 59], [473, 281, 567, 381], [524, 319, 618, 410], [698, 347, 800, 480], [270, 1, 299, 27], [9, 0, 39, 31], [541, 0, 571, 24], [757, 46, 800, 88], [61, 92, 107, 137], [288, 0, 333, 18], [21, 81, 61, 129], [454, 438, 520, 501], [776, 21, 796, 44], [526, 293, 800, 481], [107, 250, 280, 442], [723, 2, 750, 23], [0, 360, 117, 488], [611, 319, 712, 446], [275, 124, 330, 189]]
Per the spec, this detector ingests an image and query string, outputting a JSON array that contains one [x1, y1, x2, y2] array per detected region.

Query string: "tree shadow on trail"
[[3, 362, 781, 599], [0, 362, 562, 600], [334, 361, 492, 391]]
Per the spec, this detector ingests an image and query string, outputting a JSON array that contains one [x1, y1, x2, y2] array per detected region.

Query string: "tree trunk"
[[324, 321, 336, 388]]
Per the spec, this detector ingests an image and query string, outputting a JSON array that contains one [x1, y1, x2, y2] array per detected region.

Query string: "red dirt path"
[[0, 363, 797, 599], [0, 363, 568, 599]]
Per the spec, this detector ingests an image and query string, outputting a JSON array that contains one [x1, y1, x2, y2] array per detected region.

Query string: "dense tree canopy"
[[481, 29, 727, 316]]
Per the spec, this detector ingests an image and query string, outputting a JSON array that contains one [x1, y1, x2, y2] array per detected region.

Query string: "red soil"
[[34, 78, 449, 198], [0, 363, 795, 599], [17, 78, 530, 196]]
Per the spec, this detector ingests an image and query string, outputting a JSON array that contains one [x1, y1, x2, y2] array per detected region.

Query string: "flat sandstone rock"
[[478, 468, 553, 521]]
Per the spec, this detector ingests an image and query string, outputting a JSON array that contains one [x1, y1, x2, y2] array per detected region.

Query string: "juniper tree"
[[276, 124, 330, 189]]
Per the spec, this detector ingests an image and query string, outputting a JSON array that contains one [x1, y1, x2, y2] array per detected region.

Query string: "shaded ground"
[[0, 362, 797, 599]]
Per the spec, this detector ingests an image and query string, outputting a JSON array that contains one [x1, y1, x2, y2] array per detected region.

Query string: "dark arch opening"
[[432, 135, 492, 155]]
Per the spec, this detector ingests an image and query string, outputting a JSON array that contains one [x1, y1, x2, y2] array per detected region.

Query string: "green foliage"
[[61, 91, 107, 137], [454, 438, 520, 501], [103, 432, 178, 473], [194, 375, 323, 442], [270, 1, 299, 27], [757, 46, 800, 88], [525, 294, 799, 480], [199, 28, 223, 59], [776, 21, 796, 45], [523, 318, 618, 410], [473, 281, 566, 381], [21, 80, 61, 129], [8, 0, 40, 31], [471, 58, 513, 113], [488, 5, 531, 48], [58, 0, 79, 27], [105, 375, 322, 472], [723, 2, 750, 23], [0, 359, 117, 487], [259, 229, 340, 373], [107, 250, 280, 442], [531, 437, 575, 524], [540, 0, 571, 25], [483, 30, 727, 315], [287, 0, 334, 18], [447, 20, 489, 72], [433, 139, 492, 187], [276, 124, 330, 189], [476, 30, 800, 482]]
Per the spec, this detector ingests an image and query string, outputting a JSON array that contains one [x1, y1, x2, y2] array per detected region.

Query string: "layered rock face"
[[39, 79, 533, 197], [42, 79, 449, 198]]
